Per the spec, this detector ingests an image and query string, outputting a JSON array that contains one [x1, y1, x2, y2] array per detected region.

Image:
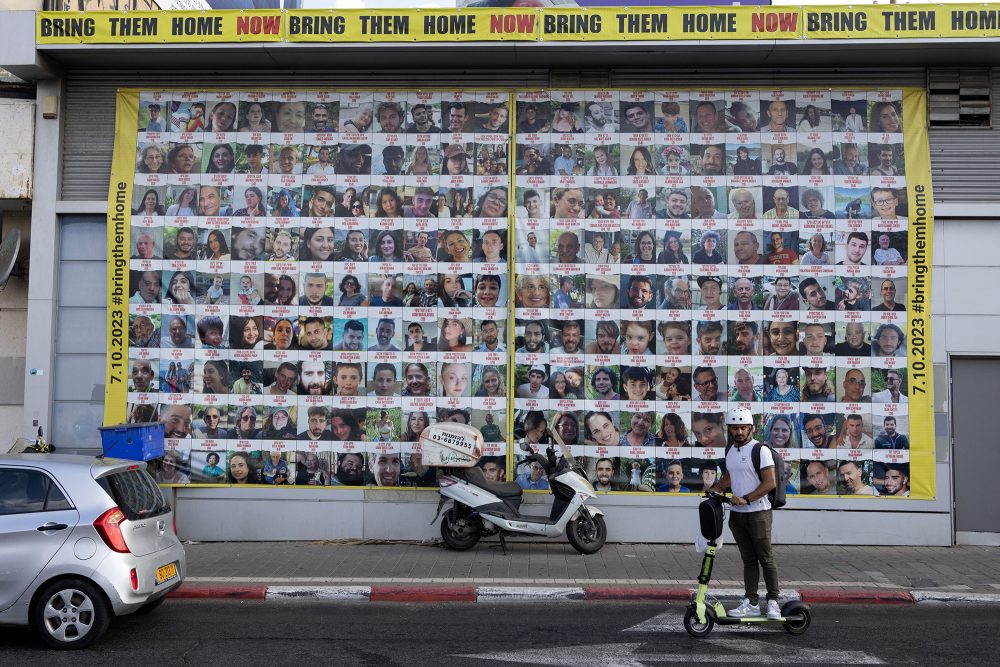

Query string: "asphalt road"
[[1, 600, 996, 664]]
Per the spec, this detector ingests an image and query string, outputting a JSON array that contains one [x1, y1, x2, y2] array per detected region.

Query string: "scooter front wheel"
[[440, 506, 483, 551], [683, 608, 714, 637], [566, 514, 607, 555]]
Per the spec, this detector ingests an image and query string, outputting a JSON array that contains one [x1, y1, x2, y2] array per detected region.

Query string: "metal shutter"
[[61, 82, 117, 201], [928, 68, 1000, 204]]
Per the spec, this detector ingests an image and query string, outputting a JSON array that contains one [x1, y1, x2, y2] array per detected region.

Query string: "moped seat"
[[460, 466, 523, 498]]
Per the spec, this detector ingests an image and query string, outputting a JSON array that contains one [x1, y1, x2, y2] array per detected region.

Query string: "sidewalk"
[[168, 540, 1000, 604]]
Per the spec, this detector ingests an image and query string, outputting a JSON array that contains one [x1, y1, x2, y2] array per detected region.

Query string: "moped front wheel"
[[440, 506, 483, 550], [567, 513, 607, 555]]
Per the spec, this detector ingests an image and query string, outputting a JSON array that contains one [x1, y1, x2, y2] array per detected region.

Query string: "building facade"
[[2, 6, 999, 546]]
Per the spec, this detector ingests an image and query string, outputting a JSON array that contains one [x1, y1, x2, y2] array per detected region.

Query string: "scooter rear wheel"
[[683, 608, 714, 637], [781, 601, 811, 635], [566, 514, 607, 555], [440, 507, 483, 550]]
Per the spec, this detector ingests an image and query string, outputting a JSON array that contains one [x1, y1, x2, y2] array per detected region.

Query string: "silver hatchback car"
[[0, 454, 186, 649]]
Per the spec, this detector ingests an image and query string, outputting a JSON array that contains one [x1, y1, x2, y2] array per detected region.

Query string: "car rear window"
[[98, 468, 171, 521]]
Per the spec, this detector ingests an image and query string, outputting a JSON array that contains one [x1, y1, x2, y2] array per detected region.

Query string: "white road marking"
[[456, 639, 885, 665], [623, 610, 764, 634], [624, 597, 800, 635], [456, 642, 648, 667], [265, 585, 370, 601], [477, 587, 586, 601], [912, 590, 1000, 603]]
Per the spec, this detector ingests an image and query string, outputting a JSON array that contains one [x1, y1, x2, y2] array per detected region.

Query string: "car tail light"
[[94, 507, 131, 553], [130, 568, 139, 590], [172, 515, 177, 535]]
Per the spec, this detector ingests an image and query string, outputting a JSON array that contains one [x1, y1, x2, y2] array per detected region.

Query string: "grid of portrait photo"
[[511, 89, 911, 498], [127, 89, 510, 487]]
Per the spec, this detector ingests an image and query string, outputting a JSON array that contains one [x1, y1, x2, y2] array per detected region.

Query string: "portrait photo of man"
[[838, 368, 871, 403]]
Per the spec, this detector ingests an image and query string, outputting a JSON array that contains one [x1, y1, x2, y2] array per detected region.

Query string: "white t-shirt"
[[726, 439, 774, 513]]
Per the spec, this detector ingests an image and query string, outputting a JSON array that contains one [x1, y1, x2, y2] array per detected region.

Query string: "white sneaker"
[[729, 598, 760, 618], [766, 599, 782, 620]]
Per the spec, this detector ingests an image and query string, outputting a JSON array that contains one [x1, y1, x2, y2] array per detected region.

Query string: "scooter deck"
[[716, 614, 802, 624]]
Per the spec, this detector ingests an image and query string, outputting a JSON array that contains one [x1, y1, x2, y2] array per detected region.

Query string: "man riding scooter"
[[708, 407, 781, 620]]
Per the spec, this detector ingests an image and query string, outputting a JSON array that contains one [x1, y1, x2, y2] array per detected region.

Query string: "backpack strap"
[[751, 442, 763, 480]]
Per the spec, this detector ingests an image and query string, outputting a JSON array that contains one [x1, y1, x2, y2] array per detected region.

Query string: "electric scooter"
[[684, 492, 811, 637], [425, 422, 607, 555]]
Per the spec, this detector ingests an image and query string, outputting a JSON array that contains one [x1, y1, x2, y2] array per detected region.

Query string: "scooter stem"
[[699, 543, 717, 585]]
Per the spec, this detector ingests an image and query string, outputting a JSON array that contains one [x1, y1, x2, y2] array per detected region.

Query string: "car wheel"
[[32, 578, 110, 650]]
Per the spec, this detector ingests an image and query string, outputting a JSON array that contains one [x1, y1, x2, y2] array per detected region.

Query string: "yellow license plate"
[[156, 562, 178, 584]]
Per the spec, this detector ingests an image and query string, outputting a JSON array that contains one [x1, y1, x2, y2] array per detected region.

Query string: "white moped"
[[422, 422, 607, 555]]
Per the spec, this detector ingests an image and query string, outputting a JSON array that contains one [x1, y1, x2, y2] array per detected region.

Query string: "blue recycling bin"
[[99, 422, 165, 461]]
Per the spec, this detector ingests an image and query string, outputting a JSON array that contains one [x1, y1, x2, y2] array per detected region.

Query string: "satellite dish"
[[0, 228, 22, 288]]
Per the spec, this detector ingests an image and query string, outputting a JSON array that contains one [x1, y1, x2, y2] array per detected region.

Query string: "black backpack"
[[725, 442, 787, 509]]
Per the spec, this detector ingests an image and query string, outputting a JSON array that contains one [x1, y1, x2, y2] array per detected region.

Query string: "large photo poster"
[[106, 86, 933, 500], [510, 88, 931, 500], [110, 89, 510, 488]]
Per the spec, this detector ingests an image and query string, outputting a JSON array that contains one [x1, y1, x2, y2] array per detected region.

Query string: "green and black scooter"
[[684, 492, 812, 637]]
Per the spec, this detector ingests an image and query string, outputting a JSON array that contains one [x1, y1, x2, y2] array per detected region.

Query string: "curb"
[[799, 589, 914, 605], [166, 583, 267, 600], [371, 585, 477, 602], [168, 583, 1000, 605]]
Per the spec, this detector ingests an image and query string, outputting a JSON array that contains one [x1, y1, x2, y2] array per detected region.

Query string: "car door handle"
[[37, 522, 68, 531]]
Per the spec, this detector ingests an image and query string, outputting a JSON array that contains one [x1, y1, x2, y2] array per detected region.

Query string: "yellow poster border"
[[105, 89, 139, 428], [902, 88, 935, 500], [506, 92, 517, 485], [106, 87, 934, 500], [505, 86, 935, 499]]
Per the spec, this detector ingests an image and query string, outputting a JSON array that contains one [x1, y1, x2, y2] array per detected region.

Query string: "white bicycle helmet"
[[725, 406, 754, 425]]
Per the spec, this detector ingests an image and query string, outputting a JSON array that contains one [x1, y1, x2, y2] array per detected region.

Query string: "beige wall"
[[0, 1, 42, 9], [0, 100, 33, 200]]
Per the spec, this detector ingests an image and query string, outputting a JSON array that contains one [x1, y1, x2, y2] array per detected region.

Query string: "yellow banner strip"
[[902, 88, 935, 500], [104, 90, 138, 427], [36, 5, 1000, 45]]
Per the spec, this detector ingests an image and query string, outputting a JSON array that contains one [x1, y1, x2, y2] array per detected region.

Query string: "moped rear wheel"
[[683, 608, 714, 637], [440, 506, 483, 550], [567, 514, 607, 555]]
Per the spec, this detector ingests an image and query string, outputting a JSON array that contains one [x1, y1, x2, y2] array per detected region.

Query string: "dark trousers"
[[728, 509, 780, 602]]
